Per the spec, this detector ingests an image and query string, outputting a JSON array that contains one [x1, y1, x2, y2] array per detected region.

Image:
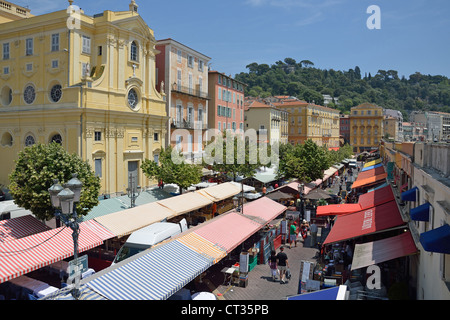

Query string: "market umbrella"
[[304, 188, 332, 200], [265, 190, 295, 201]]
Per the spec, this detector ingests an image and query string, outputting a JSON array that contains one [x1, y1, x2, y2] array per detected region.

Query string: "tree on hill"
[[9, 143, 101, 222], [235, 59, 450, 117]]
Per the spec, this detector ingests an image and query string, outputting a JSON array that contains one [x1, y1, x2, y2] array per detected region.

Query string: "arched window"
[[130, 41, 138, 62], [25, 135, 35, 147], [50, 134, 62, 145]]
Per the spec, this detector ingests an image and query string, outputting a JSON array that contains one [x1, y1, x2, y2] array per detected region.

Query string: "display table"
[[8, 275, 59, 299], [221, 267, 239, 286]]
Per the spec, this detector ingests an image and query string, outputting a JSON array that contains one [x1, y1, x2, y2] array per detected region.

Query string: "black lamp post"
[[298, 182, 305, 221], [233, 180, 245, 214], [126, 173, 141, 208], [48, 173, 83, 299]]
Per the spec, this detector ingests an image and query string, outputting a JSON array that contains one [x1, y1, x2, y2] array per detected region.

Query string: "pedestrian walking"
[[289, 221, 298, 248], [276, 247, 289, 283], [268, 250, 278, 281]]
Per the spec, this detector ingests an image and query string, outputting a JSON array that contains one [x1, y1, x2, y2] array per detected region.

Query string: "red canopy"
[[358, 184, 394, 209], [0, 220, 115, 283], [356, 166, 386, 180], [316, 204, 362, 217], [323, 200, 405, 245], [194, 212, 263, 253], [316, 185, 395, 217]]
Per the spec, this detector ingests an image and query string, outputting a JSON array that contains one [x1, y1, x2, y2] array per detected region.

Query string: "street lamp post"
[[126, 172, 141, 208], [233, 179, 245, 214], [298, 182, 305, 221], [48, 173, 83, 299]]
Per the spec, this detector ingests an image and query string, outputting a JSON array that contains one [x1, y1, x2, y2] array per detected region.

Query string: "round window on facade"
[[1, 86, 12, 106], [50, 134, 62, 145], [127, 88, 139, 110], [50, 84, 62, 103], [25, 135, 35, 147], [24, 85, 36, 104]]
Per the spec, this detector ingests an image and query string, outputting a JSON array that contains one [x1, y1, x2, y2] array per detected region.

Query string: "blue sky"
[[21, 0, 450, 78]]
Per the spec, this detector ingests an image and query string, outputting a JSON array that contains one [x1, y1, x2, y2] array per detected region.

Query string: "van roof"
[[125, 222, 180, 247]]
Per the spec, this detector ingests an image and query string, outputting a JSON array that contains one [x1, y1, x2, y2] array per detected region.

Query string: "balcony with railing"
[[171, 83, 210, 100], [171, 119, 208, 130]]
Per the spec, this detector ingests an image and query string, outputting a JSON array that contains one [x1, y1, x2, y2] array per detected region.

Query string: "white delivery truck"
[[112, 218, 188, 265]]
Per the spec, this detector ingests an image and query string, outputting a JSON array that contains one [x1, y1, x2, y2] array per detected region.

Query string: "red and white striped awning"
[[0, 220, 115, 283], [0, 215, 50, 243], [194, 212, 263, 253]]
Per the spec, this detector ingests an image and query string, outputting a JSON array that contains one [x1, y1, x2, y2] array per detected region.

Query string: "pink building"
[[208, 71, 246, 133], [155, 39, 211, 161]]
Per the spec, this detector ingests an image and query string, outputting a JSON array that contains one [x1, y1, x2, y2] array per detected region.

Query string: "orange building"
[[156, 39, 211, 162]]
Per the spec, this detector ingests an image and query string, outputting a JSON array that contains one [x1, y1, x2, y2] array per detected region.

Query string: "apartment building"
[[0, 1, 167, 196], [155, 38, 210, 161], [349, 103, 384, 153], [381, 140, 450, 300], [340, 114, 350, 145], [273, 99, 340, 149], [244, 99, 289, 145], [207, 71, 246, 134], [410, 111, 450, 142]]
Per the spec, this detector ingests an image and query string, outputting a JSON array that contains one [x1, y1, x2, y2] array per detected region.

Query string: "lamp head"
[[48, 179, 64, 208], [64, 173, 83, 202]]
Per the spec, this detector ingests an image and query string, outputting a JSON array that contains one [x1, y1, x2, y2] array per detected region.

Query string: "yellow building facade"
[[349, 103, 384, 153], [274, 100, 340, 149], [244, 100, 289, 145], [0, 1, 167, 197]]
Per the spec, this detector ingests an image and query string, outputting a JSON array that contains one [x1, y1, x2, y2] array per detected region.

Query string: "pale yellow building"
[[349, 103, 384, 153], [273, 99, 340, 149], [383, 116, 399, 141], [0, 1, 167, 197], [244, 99, 289, 145]]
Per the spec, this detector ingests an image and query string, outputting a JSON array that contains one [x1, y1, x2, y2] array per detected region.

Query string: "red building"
[[208, 71, 246, 133], [340, 114, 350, 145]]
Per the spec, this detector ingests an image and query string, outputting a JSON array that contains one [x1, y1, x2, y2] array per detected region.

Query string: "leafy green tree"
[[203, 131, 271, 181], [141, 147, 202, 195], [9, 143, 101, 222], [278, 140, 330, 182]]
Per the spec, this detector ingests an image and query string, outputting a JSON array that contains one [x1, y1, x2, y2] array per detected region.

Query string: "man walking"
[[276, 247, 289, 283], [289, 222, 298, 248]]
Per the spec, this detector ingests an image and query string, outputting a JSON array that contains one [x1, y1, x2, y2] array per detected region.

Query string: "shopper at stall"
[[289, 222, 298, 248], [300, 219, 309, 241], [276, 247, 289, 284], [268, 250, 278, 281]]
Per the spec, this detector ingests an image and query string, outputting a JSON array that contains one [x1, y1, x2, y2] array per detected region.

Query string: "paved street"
[[197, 228, 329, 300]]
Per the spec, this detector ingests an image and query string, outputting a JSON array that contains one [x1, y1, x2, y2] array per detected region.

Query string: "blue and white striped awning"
[[85, 240, 214, 300]]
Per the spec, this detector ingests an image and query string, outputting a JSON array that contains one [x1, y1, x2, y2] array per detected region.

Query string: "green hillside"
[[234, 58, 450, 120]]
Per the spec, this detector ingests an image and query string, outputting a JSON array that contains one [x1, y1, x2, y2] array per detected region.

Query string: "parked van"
[[112, 218, 188, 265], [348, 159, 357, 169]]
